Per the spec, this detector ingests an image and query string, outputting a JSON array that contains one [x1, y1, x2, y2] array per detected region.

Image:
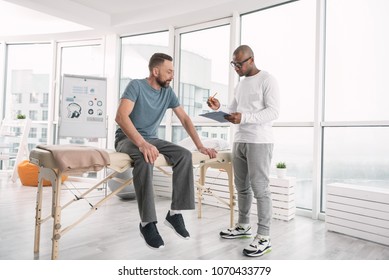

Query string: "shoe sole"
[[139, 232, 165, 250], [220, 234, 252, 239], [164, 220, 190, 240], [243, 247, 272, 257]]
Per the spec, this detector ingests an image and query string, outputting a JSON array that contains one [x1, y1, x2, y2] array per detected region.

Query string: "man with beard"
[[115, 53, 217, 249]]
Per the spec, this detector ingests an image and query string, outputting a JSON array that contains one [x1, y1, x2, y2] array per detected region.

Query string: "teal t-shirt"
[[115, 79, 180, 140]]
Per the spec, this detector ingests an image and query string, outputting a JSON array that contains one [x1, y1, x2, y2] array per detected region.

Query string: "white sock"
[[239, 223, 250, 229], [170, 210, 181, 216]]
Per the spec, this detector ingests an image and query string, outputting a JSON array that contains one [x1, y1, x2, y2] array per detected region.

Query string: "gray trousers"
[[115, 138, 195, 222], [233, 143, 273, 236]]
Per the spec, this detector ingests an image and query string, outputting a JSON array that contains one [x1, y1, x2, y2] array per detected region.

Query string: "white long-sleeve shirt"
[[227, 70, 280, 143]]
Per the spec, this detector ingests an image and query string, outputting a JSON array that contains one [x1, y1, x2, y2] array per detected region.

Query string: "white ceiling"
[[0, 0, 272, 39]]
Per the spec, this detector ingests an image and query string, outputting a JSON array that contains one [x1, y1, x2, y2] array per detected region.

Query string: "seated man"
[[115, 52, 217, 249]]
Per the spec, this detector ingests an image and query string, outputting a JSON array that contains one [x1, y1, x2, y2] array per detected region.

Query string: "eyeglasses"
[[230, 56, 252, 69]]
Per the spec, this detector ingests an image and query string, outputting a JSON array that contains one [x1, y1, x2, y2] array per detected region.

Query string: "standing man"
[[208, 45, 280, 257], [115, 53, 217, 249]]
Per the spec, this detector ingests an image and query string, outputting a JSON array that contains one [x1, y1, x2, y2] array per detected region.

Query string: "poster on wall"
[[59, 74, 107, 138]]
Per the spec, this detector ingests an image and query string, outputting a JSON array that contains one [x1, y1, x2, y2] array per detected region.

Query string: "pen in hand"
[[207, 92, 218, 107]]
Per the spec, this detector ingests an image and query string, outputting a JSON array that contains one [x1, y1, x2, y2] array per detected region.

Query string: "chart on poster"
[[59, 74, 107, 138]]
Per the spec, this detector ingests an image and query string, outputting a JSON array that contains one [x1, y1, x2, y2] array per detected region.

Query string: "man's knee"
[[133, 157, 151, 171], [181, 148, 192, 161], [253, 184, 271, 198]]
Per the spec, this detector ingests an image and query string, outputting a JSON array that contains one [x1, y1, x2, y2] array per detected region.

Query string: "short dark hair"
[[233, 45, 254, 58], [148, 53, 173, 72]]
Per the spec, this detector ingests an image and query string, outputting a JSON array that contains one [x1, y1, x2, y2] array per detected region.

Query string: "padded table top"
[[30, 148, 131, 173], [29, 147, 232, 174]]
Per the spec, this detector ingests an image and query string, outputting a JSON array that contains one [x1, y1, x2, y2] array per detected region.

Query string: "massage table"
[[29, 146, 234, 260]]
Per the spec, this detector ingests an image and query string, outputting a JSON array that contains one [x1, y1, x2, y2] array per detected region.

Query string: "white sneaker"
[[220, 224, 252, 239], [243, 235, 272, 257]]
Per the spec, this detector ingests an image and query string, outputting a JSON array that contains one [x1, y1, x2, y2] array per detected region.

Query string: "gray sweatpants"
[[115, 138, 195, 222], [233, 143, 273, 236]]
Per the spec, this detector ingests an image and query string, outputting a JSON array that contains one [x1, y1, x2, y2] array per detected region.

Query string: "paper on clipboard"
[[199, 111, 230, 123]]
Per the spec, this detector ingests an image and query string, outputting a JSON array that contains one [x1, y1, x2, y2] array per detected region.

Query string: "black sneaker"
[[164, 211, 190, 239], [139, 222, 165, 249]]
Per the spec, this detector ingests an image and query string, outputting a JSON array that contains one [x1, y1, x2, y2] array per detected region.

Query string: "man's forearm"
[[182, 118, 204, 150]]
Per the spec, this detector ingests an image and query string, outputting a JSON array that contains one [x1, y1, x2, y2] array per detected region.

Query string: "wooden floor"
[[1, 174, 388, 260]]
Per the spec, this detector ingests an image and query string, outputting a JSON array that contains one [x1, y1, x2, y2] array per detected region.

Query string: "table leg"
[[51, 171, 62, 260], [33, 171, 44, 253]]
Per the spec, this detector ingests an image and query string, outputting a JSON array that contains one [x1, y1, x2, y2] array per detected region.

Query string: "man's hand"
[[207, 97, 220, 110], [139, 142, 159, 164], [225, 112, 241, 124], [198, 147, 217, 159]]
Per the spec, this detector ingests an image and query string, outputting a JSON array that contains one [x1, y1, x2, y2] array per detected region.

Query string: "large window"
[[175, 22, 231, 143], [323, 127, 389, 188], [5, 43, 52, 150], [271, 127, 314, 210], [241, 0, 316, 209], [322, 0, 389, 211], [241, 0, 316, 123], [325, 0, 389, 121], [120, 31, 169, 94], [60, 44, 103, 77]]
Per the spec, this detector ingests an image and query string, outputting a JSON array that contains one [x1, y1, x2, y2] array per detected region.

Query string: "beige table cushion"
[[29, 148, 232, 174]]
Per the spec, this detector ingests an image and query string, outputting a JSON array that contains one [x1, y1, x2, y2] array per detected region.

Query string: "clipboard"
[[199, 111, 230, 123]]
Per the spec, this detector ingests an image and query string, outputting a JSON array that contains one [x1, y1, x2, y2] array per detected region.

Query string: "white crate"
[[269, 176, 296, 221]]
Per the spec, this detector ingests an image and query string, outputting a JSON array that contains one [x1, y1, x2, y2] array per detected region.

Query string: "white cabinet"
[[326, 183, 389, 246], [0, 119, 31, 182]]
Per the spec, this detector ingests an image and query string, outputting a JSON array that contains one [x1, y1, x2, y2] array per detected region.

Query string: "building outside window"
[[42, 110, 48, 121], [13, 93, 22, 104], [29, 92, 38, 103], [42, 92, 49, 107], [41, 127, 48, 142], [29, 127, 37, 138], [4, 43, 51, 150], [28, 110, 38, 121]]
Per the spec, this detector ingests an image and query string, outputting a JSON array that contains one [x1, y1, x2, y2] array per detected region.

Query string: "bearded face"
[[156, 76, 171, 88], [153, 60, 174, 88]]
